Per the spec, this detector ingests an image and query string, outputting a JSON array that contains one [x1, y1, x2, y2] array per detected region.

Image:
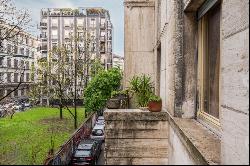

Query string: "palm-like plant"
[[129, 75, 154, 107]]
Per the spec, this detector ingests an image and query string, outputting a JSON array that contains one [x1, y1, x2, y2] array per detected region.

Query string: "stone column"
[[123, 0, 156, 88]]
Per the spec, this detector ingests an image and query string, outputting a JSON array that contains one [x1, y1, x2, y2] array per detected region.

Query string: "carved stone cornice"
[[124, 0, 155, 7]]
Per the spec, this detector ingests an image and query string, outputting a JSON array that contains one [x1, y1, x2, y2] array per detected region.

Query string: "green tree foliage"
[[84, 68, 122, 114]]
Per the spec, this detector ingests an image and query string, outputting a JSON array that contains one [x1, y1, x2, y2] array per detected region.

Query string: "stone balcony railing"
[[104, 109, 169, 165]]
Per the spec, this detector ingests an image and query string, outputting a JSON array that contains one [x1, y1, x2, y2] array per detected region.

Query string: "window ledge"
[[168, 112, 221, 165]]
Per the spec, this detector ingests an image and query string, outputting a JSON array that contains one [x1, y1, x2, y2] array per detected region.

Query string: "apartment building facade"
[[112, 54, 124, 71], [0, 26, 39, 101], [38, 8, 113, 104], [39, 7, 113, 69], [121, 0, 249, 165]]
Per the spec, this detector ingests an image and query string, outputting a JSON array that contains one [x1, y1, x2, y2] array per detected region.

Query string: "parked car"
[[71, 139, 102, 165], [90, 124, 105, 142], [24, 102, 31, 108], [12, 104, 22, 112], [95, 116, 105, 126]]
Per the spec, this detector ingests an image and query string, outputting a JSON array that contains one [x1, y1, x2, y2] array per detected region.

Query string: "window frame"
[[197, 0, 222, 130]]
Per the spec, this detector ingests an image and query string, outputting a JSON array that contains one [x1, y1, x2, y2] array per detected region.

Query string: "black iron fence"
[[44, 112, 97, 165]]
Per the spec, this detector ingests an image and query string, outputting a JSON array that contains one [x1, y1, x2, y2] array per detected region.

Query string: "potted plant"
[[129, 75, 154, 110], [106, 90, 125, 109], [148, 94, 162, 112]]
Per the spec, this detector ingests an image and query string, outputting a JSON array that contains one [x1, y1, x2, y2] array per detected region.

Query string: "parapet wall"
[[104, 109, 169, 165]]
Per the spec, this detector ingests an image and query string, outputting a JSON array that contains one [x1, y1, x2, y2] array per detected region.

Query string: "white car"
[[90, 124, 105, 142], [24, 102, 31, 107], [96, 116, 105, 126], [12, 105, 22, 112]]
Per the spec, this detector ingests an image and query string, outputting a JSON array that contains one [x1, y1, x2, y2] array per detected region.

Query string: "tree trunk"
[[60, 105, 63, 119]]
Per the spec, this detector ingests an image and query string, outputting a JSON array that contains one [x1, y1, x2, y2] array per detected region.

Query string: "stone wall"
[[123, 0, 156, 89], [122, 0, 249, 165], [156, 0, 184, 117], [104, 109, 169, 165], [168, 126, 196, 165], [157, 0, 249, 164], [220, 0, 249, 164]]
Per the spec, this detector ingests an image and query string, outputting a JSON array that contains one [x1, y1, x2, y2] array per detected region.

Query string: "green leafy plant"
[[129, 74, 154, 107], [84, 68, 122, 114], [111, 89, 129, 98], [149, 94, 162, 102]]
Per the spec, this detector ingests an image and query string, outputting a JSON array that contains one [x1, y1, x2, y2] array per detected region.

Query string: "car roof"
[[79, 139, 96, 144], [98, 116, 104, 120], [93, 124, 104, 130], [77, 144, 92, 150]]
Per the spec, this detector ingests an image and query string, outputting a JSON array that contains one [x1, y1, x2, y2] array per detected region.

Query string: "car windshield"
[[98, 117, 104, 120], [77, 144, 92, 150], [74, 150, 91, 157], [92, 129, 103, 136], [96, 121, 104, 125]]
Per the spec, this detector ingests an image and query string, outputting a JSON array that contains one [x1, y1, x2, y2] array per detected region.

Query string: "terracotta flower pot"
[[148, 100, 162, 112]]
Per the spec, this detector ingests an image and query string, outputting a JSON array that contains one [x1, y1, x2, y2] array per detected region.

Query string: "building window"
[[0, 89, 4, 98], [14, 59, 18, 68], [20, 74, 24, 82], [21, 89, 24, 96], [51, 30, 58, 39], [26, 73, 30, 82], [64, 18, 73, 27], [90, 18, 96, 28], [25, 37, 29, 45], [0, 72, 3, 82], [0, 57, 3, 66], [31, 39, 34, 47], [14, 46, 18, 54], [197, 1, 221, 126], [7, 73, 11, 82], [14, 73, 18, 82], [77, 18, 84, 27], [100, 43, 105, 53], [7, 58, 11, 68], [20, 48, 24, 55], [64, 30, 71, 39], [26, 49, 29, 56], [7, 44, 12, 54], [25, 61, 29, 70], [51, 18, 58, 27], [100, 18, 105, 27], [14, 89, 18, 96], [20, 60, 24, 68]]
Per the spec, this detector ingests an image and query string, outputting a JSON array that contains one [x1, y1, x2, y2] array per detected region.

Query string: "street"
[[97, 144, 105, 165]]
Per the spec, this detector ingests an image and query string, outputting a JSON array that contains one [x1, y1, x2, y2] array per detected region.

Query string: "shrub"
[[84, 68, 122, 114]]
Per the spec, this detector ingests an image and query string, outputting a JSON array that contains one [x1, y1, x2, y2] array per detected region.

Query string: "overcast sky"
[[14, 0, 124, 57]]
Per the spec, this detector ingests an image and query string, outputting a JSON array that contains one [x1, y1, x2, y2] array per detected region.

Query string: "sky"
[[14, 0, 124, 57]]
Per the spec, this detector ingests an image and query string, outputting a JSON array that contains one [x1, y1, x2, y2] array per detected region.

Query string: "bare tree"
[[32, 29, 100, 129], [0, 0, 31, 49], [0, 0, 32, 102]]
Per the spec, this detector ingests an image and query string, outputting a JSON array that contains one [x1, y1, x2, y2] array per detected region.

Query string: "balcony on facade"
[[40, 22, 47, 29], [100, 23, 105, 29], [100, 45, 105, 53], [40, 34, 47, 39], [100, 36, 105, 42]]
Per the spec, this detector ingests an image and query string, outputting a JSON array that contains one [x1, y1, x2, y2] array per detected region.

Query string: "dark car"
[[71, 139, 102, 165]]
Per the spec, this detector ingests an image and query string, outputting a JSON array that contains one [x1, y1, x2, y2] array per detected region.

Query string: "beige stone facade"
[[119, 0, 249, 165]]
